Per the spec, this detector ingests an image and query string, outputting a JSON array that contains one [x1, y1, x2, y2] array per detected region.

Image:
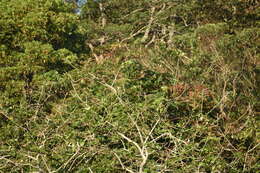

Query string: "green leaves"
[[0, 0, 259, 172]]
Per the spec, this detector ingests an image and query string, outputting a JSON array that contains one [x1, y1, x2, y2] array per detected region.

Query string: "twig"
[[150, 132, 188, 145], [117, 117, 160, 173], [129, 117, 144, 145], [141, 7, 155, 43], [145, 34, 156, 47], [144, 119, 160, 144], [88, 167, 94, 173], [120, 26, 147, 43], [118, 132, 143, 156], [114, 153, 135, 173], [247, 143, 260, 153], [42, 156, 51, 173]]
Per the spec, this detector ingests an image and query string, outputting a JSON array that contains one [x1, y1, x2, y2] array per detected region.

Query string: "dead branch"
[[141, 7, 155, 43]]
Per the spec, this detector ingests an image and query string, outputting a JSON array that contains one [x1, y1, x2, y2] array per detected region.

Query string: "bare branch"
[[141, 7, 155, 42], [114, 153, 135, 173]]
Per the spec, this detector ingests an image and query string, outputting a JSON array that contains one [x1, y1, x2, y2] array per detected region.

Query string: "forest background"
[[0, 0, 259, 172]]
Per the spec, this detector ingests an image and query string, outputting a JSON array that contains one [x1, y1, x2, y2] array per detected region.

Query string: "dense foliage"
[[0, 0, 259, 172]]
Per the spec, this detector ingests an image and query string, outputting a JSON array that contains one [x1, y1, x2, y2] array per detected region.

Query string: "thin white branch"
[[114, 153, 135, 173], [144, 119, 160, 144], [129, 117, 144, 145], [141, 7, 155, 42], [150, 132, 188, 145], [118, 132, 143, 155]]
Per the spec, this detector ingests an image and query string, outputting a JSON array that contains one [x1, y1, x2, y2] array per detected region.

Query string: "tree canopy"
[[0, 0, 259, 172]]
